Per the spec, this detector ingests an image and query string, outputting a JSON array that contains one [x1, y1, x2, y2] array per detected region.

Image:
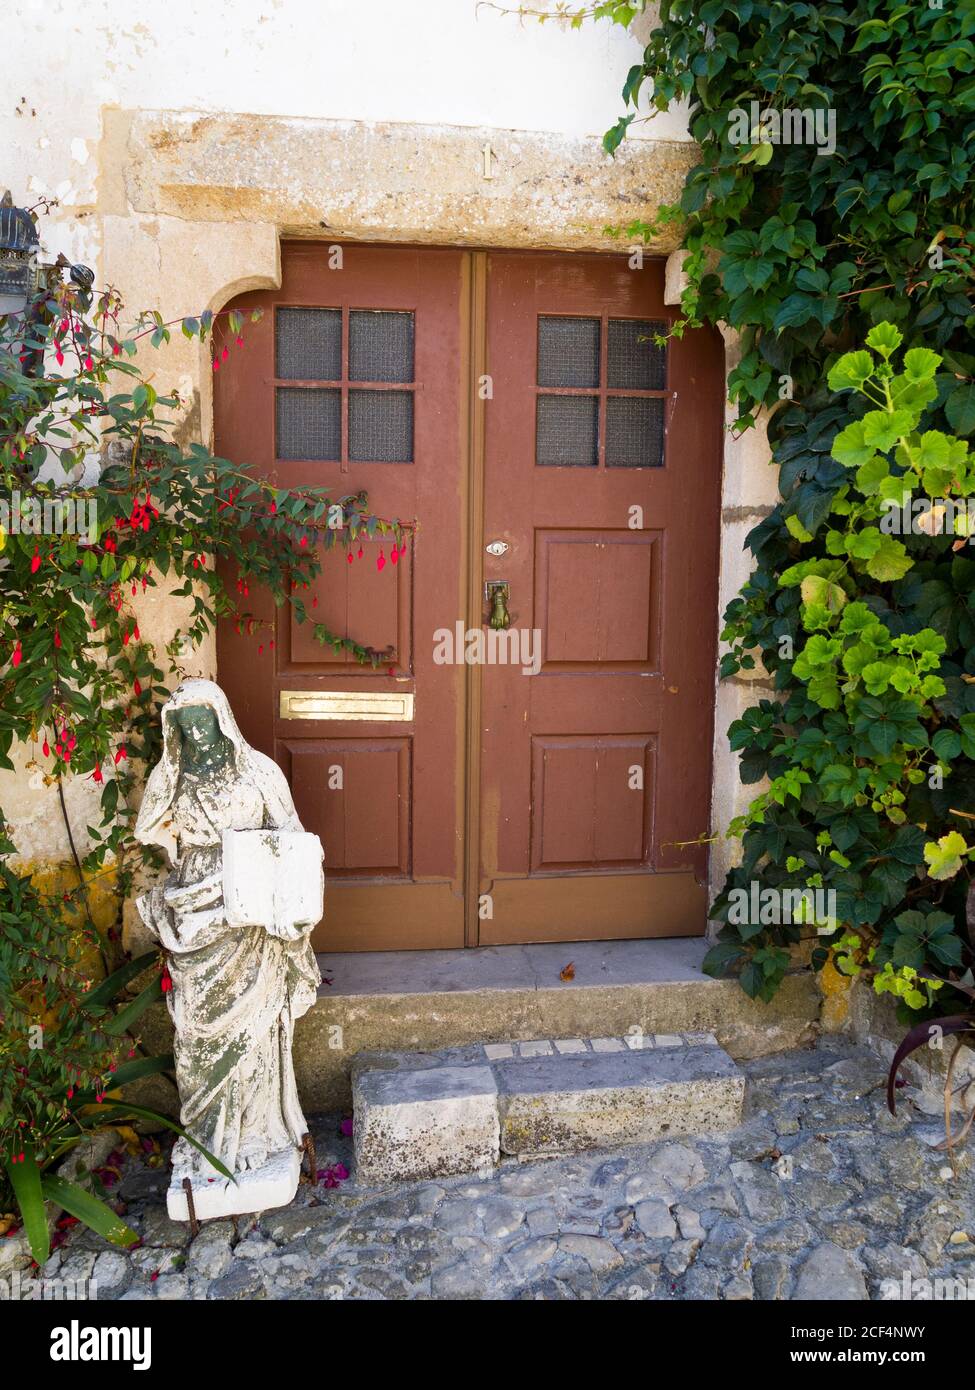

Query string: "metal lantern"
[[0, 188, 41, 317], [0, 190, 94, 374]]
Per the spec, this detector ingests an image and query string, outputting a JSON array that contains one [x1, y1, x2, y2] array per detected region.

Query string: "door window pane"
[[276, 387, 341, 460], [276, 307, 341, 381], [537, 316, 600, 389], [536, 395, 599, 467], [350, 310, 415, 383], [605, 397, 664, 468], [349, 389, 414, 462], [607, 318, 667, 391]]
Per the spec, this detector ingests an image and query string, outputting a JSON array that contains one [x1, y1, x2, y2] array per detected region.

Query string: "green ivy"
[[587, 0, 975, 1012]]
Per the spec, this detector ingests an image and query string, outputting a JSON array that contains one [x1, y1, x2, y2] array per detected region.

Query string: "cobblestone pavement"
[[40, 1038, 975, 1301]]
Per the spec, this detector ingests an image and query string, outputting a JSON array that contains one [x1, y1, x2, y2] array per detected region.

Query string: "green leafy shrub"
[[711, 325, 974, 1006], [576, 0, 975, 1015], [0, 814, 232, 1262]]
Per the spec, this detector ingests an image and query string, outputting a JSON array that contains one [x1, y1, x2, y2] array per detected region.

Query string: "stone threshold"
[[316, 937, 716, 998]]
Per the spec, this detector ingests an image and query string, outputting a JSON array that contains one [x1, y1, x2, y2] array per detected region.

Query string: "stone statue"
[[134, 679, 324, 1220]]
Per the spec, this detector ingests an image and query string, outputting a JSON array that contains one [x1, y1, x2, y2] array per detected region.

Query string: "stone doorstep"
[[352, 1033, 745, 1184], [294, 939, 821, 1113]]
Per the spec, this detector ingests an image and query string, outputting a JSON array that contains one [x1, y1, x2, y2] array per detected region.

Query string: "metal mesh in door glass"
[[605, 397, 664, 468], [276, 387, 341, 461], [275, 307, 342, 381], [537, 316, 600, 388], [349, 389, 414, 462], [607, 319, 667, 391], [349, 310, 415, 383], [536, 394, 599, 467]]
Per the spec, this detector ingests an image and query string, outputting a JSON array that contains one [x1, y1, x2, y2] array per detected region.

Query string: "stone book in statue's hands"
[[222, 828, 325, 938]]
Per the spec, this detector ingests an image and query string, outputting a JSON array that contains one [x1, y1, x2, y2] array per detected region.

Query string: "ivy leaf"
[[931, 729, 960, 759], [902, 347, 942, 382], [773, 294, 816, 330], [865, 322, 904, 358], [855, 456, 889, 494], [864, 535, 913, 582], [861, 410, 914, 452], [923, 831, 969, 880], [827, 351, 874, 392], [946, 383, 975, 436], [832, 420, 875, 468]]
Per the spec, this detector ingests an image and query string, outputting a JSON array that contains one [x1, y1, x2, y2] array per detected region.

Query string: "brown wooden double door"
[[215, 243, 723, 951]]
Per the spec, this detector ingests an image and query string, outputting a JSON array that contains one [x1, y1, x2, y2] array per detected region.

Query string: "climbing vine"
[[506, 0, 975, 1014]]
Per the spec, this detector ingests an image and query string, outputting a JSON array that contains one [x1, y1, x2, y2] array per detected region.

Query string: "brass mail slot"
[[279, 690, 415, 722]]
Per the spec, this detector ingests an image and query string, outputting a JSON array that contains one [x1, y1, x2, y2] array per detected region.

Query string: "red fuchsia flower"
[[55, 348, 64, 367], [236, 336, 244, 348], [160, 965, 172, 994], [11, 644, 22, 668], [84, 355, 93, 371], [299, 534, 308, 548], [53, 629, 61, 648], [30, 549, 41, 573], [133, 678, 142, 696], [112, 342, 121, 357], [91, 766, 103, 784], [347, 553, 354, 565], [376, 550, 386, 572], [212, 359, 220, 372], [257, 645, 264, 655], [150, 1271, 159, 1283], [269, 500, 277, 515], [357, 547, 363, 559], [221, 346, 229, 362], [42, 738, 50, 757], [390, 547, 398, 566], [114, 746, 127, 765]]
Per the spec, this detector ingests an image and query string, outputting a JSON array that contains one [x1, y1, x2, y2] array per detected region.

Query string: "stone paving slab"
[[353, 1034, 744, 1178], [30, 1038, 975, 1302]]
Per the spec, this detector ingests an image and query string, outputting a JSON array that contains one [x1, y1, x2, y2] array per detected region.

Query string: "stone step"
[[352, 1032, 745, 1183], [293, 938, 819, 1113]]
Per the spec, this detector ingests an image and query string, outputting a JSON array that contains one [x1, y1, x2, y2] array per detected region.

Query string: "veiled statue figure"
[[135, 679, 323, 1220]]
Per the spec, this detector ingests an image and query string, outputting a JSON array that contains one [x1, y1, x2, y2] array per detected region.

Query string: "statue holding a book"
[[134, 678, 324, 1220]]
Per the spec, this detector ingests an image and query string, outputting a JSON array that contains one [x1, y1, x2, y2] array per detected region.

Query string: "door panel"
[[216, 243, 467, 950], [478, 252, 723, 945]]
